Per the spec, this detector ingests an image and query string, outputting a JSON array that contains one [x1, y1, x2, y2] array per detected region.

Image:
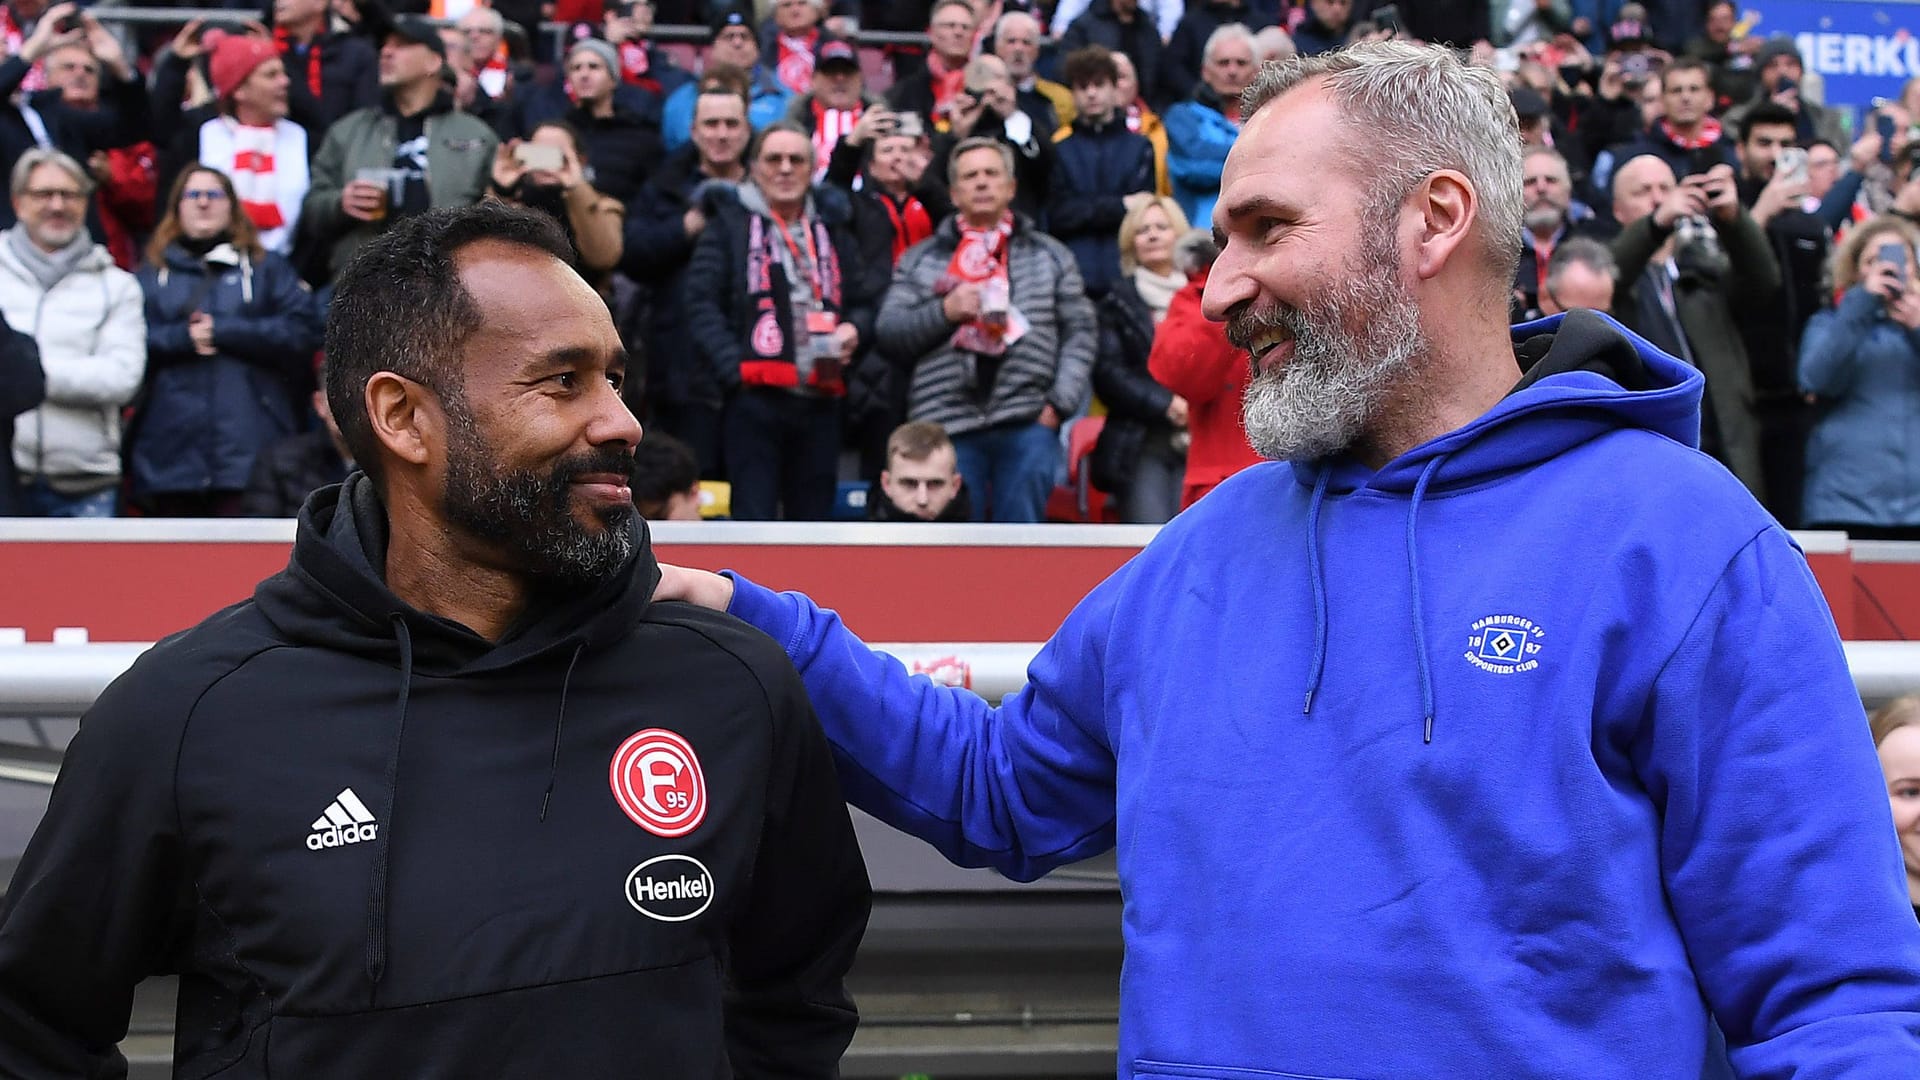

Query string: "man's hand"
[[1166, 394, 1189, 427], [1699, 164, 1741, 224], [491, 140, 527, 193], [1037, 403, 1061, 430], [947, 92, 985, 138], [1864, 259, 1907, 302], [942, 282, 982, 323], [1771, 82, 1801, 112], [832, 321, 859, 359], [654, 564, 734, 611], [1653, 178, 1709, 228], [1890, 285, 1920, 330], [682, 206, 706, 238], [188, 312, 216, 356], [23, 3, 85, 63], [340, 179, 386, 221], [1750, 167, 1809, 226], [81, 12, 131, 80], [1851, 129, 1886, 174], [604, 8, 636, 43], [847, 105, 896, 148], [169, 17, 205, 62], [85, 150, 110, 184]]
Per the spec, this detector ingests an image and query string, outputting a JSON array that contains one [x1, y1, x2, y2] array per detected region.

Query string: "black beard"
[[440, 398, 638, 588]]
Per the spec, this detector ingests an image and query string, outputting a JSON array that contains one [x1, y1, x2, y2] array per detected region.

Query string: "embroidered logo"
[[1464, 614, 1545, 674], [750, 310, 782, 357], [610, 729, 708, 837], [624, 854, 715, 922]]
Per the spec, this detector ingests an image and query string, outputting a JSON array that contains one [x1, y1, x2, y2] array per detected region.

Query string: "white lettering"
[[305, 822, 378, 851], [1816, 33, 1845, 74], [1874, 37, 1907, 78]]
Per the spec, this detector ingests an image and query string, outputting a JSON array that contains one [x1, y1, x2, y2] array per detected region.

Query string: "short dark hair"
[[1061, 45, 1118, 89], [528, 119, 587, 164], [697, 62, 752, 110], [325, 203, 576, 485], [631, 433, 700, 517], [748, 119, 814, 167], [1739, 102, 1799, 143], [1663, 56, 1712, 84]]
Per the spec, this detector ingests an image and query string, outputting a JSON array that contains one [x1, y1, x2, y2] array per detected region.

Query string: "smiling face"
[[1881, 724, 1920, 898], [13, 161, 87, 252], [1131, 203, 1176, 271], [1203, 82, 1427, 462], [435, 240, 641, 586]]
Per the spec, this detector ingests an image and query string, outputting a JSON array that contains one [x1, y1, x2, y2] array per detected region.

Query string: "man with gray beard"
[[657, 41, 1920, 1079], [0, 202, 871, 1078]]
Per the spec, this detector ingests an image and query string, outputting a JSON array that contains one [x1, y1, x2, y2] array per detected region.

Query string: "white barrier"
[[5, 639, 1920, 716]]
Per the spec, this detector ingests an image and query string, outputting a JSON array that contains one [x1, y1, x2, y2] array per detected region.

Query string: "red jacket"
[[95, 141, 156, 272], [1146, 267, 1260, 507]]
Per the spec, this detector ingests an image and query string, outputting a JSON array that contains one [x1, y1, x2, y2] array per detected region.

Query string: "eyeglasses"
[[181, 189, 229, 204], [759, 152, 808, 169], [21, 188, 83, 204]]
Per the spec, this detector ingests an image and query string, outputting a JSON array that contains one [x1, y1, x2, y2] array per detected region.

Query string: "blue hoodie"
[[723, 311, 1920, 1078]]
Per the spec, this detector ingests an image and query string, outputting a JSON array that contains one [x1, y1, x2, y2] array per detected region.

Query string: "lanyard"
[[771, 211, 824, 306]]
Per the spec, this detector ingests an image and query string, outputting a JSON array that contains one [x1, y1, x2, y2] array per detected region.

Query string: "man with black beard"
[[653, 41, 1920, 1079], [0, 202, 871, 1078]]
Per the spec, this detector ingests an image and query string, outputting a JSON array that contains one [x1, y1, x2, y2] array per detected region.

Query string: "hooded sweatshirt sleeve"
[[722, 656, 871, 1078], [722, 571, 1119, 882], [0, 649, 200, 1078], [1635, 528, 1920, 1076]]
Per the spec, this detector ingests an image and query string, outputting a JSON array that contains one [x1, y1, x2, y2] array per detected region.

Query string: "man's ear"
[[364, 372, 442, 472], [1411, 168, 1478, 283]]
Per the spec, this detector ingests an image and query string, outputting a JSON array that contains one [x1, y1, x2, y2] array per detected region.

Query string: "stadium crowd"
[[0, 0, 1913, 529]]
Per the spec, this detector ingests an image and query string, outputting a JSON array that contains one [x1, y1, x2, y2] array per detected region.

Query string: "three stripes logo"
[[306, 788, 379, 851]]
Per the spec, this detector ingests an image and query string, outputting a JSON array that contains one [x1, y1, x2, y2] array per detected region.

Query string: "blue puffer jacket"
[[1048, 117, 1155, 298], [1799, 285, 1920, 528], [1164, 87, 1239, 228], [131, 242, 321, 498]]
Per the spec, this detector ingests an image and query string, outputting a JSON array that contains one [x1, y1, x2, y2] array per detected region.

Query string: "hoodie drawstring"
[[1302, 467, 1333, 715], [540, 643, 586, 823], [1407, 456, 1446, 744], [367, 614, 414, 994]]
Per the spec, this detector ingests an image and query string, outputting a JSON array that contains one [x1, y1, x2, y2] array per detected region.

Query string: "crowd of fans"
[[0, 0, 1914, 528]]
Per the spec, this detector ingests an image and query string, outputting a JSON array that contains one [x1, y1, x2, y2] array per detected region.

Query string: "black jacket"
[[0, 317, 41, 516], [1059, 4, 1164, 114], [622, 147, 734, 410], [278, 29, 382, 137], [0, 476, 871, 1076], [242, 427, 351, 518], [1048, 116, 1154, 298], [1089, 276, 1173, 494], [518, 83, 664, 204], [1158, 0, 1277, 110], [0, 55, 148, 231]]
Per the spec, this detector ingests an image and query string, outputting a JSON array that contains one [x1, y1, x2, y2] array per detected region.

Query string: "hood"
[[254, 472, 661, 678], [383, 86, 456, 121]]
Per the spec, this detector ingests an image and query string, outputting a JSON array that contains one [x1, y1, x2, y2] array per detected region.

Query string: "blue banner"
[[1746, 0, 1920, 113]]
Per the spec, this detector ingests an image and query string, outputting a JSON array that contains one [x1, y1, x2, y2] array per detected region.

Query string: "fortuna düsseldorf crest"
[[609, 729, 708, 837]]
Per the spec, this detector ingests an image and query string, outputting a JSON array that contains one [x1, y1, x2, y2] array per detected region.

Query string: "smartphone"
[[514, 143, 565, 172], [894, 111, 925, 139], [1776, 146, 1808, 185], [1688, 146, 1720, 177], [1878, 241, 1909, 276], [1775, 75, 1798, 96], [1878, 111, 1900, 163]]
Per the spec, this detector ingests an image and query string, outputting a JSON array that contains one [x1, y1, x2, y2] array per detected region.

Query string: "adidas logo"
[[306, 788, 379, 851]]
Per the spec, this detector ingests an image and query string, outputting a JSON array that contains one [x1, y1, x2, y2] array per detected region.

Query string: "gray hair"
[[1241, 41, 1524, 295], [994, 9, 1040, 39], [1174, 228, 1220, 276], [1204, 22, 1258, 65], [1253, 26, 1297, 63], [460, 6, 504, 31], [947, 136, 1016, 186], [1545, 237, 1617, 292], [10, 148, 91, 200]]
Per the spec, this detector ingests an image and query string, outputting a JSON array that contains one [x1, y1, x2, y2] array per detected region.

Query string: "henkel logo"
[[609, 729, 708, 837], [624, 854, 715, 922]]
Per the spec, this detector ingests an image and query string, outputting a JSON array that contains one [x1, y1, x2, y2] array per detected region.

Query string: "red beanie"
[[209, 33, 279, 102]]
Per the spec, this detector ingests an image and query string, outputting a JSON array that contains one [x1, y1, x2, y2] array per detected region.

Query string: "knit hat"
[[208, 32, 279, 102], [1756, 35, 1803, 70], [566, 37, 620, 77], [710, 4, 751, 37]]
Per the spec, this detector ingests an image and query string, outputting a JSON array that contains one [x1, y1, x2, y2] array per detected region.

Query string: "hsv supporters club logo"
[[609, 729, 708, 837]]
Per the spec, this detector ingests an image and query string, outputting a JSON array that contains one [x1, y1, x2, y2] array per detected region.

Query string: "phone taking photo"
[[1775, 146, 1808, 186], [1878, 240, 1909, 299]]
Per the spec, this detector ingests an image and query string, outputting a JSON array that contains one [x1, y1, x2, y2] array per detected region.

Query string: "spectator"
[[1798, 217, 1920, 540], [888, 0, 977, 131], [936, 55, 1053, 221], [44, 36, 154, 272], [661, 6, 792, 152], [1048, 45, 1154, 298], [520, 38, 661, 204], [0, 4, 148, 233], [1147, 228, 1257, 506], [1293, 0, 1357, 55], [130, 166, 320, 518], [632, 431, 704, 520], [457, 7, 515, 101], [869, 419, 971, 521], [1091, 194, 1189, 523], [1682, 0, 1761, 108], [1613, 57, 1738, 185], [486, 121, 624, 291], [1058, 0, 1165, 116], [1158, 0, 1273, 109], [269, 0, 380, 137], [623, 80, 751, 476], [1051, 0, 1185, 45], [1609, 152, 1775, 498], [1111, 51, 1169, 196], [0, 149, 142, 517], [158, 30, 309, 259], [1492, 0, 1571, 51], [1515, 146, 1601, 316], [1724, 37, 1846, 150], [604, 0, 693, 98], [684, 123, 878, 520], [763, 0, 832, 97], [993, 11, 1073, 135], [1870, 695, 1920, 920], [1165, 23, 1255, 227], [1806, 139, 1843, 202], [242, 362, 353, 517], [876, 137, 1095, 523], [0, 310, 37, 516], [1537, 236, 1617, 315], [303, 17, 498, 280], [787, 40, 879, 183], [1253, 26, 1297, 64]]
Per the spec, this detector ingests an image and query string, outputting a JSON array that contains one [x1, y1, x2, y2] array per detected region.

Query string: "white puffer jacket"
[[0, 236, 145, 489]]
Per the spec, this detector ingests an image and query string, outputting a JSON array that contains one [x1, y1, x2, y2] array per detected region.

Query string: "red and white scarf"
[[0, 8, 44, 93], [775, 29, 819, 96], [941, 213, 1014, 356], [928, 51, 966, 120], [477, 42, 510, 98], [810, 98, 860, 182], [1659, 116, 1725, 151], [199, 116, 309, 255]]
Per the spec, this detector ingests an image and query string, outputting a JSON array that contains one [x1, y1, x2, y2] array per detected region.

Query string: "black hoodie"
[[0, 475, 871, 1078]]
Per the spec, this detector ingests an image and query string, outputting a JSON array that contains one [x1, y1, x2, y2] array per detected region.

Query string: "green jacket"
[[303, 97, 498, 277]]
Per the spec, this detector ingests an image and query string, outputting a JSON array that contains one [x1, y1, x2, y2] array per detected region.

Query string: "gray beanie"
[[567, 37, 621, 78]]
